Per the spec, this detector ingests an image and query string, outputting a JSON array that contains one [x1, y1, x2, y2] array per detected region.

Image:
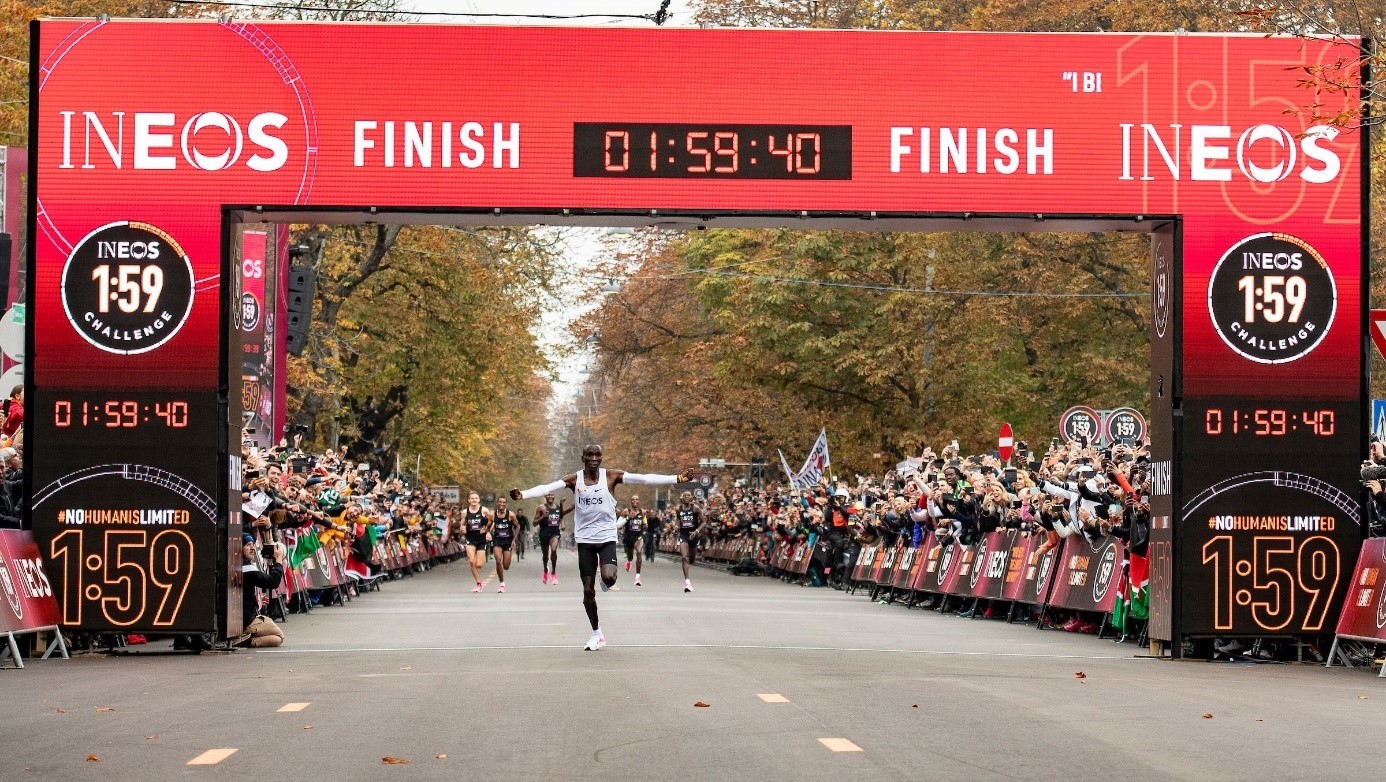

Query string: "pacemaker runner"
[[512, 445, 688, 650], [461, 491, 493, 593], [535, 494, 571, 585], [490, 496, 518, 592], [622, 496, 648, 586]]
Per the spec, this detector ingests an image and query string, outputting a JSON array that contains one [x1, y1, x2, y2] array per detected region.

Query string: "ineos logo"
[[58, 110, 290, 172], [1120, 123, 1341, 184], [969, 540, 987, 589], [1092, 544, 1118, 602], [1035, 549, 1054, 591], [0, 558, 20, 619]]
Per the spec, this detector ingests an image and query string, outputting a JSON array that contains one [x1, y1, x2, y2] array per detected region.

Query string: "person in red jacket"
[[1, 386, 22, 439]]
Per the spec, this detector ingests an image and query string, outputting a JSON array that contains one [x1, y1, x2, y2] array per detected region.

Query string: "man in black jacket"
[[242, 534, 286, 624]]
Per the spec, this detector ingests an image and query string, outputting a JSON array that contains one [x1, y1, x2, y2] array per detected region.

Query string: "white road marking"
[[187, 748, 238, 765], [277, 702, 310, 712], [818, 738, 863, 752], [257, 643, 1143, 662], [758, 693, 790, 703]]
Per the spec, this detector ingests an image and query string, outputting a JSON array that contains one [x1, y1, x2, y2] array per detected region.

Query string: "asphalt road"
[[2, 548, 1382, 781]]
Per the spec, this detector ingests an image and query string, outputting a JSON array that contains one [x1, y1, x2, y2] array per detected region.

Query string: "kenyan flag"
[[1111, 553, 1149, 635]]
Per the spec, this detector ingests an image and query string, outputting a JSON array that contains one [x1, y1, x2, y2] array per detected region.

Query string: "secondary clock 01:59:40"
[[53, 399, 190, 428], [573, 123, 852, 179]]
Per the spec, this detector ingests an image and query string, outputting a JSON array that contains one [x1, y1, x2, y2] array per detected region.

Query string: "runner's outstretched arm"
[[512, 475, 575, 500], [612, 470, 692, 486]]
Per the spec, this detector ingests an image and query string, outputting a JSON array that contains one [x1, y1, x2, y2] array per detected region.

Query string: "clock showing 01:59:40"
[[573, 123, 852, 179], [52, 398, 190, 428], [1202, 407, 1335, 437]]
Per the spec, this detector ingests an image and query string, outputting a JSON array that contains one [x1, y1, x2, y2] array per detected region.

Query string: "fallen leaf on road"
[[435, 754, 447, 759], [85, 755, 99, 763], [911, 704, 918, 708], [303, 725, 313, 730], [145, 736, 156, 740], [96, 707, 115, 712], [1253, 718, 1263, 722], [382, 756, 409, 764], [51, 707, 65, 714], [400, 666, 412, 671], [1202, 713, 1214, 719], [694, 701, 710, 708], [1074, 672, 1087, 679], [1359, 695, 1371, 700]]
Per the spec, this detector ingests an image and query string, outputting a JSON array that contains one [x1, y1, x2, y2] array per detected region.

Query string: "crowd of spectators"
[[234, 435, 464, 648], [645, 435, 1153, 635]]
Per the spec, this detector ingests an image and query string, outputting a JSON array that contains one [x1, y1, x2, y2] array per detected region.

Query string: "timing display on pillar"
[[30, 390, 221, 631], [60, 222, 196, 355], [573, 124, 852, 179], [1206, 233, 1336, 365]]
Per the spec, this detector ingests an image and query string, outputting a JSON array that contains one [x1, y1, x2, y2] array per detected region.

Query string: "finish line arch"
[[25, 21, 1366, 650]]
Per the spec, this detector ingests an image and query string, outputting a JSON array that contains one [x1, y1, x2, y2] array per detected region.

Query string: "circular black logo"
[[1207, 233, 1336, 365], [1060, 406, 1101, 445], [62, 222, 195, 355], [1104, 407, 1147, 445], [1152, 236, 1170, 339], [969, 539, 987, 589], [1092, 543, 1119, 602], [240, 292, 262, 332]]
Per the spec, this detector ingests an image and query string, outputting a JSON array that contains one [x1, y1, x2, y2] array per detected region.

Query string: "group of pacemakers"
[[457, 445, 702, 651]]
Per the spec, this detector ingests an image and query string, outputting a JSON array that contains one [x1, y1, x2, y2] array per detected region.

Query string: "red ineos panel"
[[29, 21, 1364, 642]]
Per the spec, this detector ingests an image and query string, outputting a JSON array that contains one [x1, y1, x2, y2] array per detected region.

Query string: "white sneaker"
[[584, 631, 606, 651], [634, 575, 642, 586], [684, 580, 692, 593]]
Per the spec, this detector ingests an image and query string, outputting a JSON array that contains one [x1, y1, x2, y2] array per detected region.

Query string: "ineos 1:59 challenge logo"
[[1207, 233, 1336, 365], [61, 222, 195, 355]]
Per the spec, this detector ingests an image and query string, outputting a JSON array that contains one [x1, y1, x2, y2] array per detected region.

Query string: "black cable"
[[165, 0, 662, 21]]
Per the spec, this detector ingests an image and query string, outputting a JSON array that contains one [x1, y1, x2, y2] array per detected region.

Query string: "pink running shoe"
[[541, 572, 549, 585], [625, 561, 631, 571], [473, 582, 483, 593], [497, 584, 507, 593], [551, 575, 559, 586], [634, 575, 642, 586]]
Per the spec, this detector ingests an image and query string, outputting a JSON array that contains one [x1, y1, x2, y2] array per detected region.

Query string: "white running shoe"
[[583, 631, 606, 651], [684, 579, 692, 593], [634, 575, 642, 586]]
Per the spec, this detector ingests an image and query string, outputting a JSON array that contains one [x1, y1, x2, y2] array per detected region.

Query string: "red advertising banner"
[[1001, 533, 1045, 603], [891, 545, 918, 590], [0, 530, 62, 632], [1046, 535, 1125, 614], [852, 545, 876, 582], [966, 531, 1016, 600], [1333, 538, 1386, 642], [272, 225, 289, 444], [240, 230, 271, 449]]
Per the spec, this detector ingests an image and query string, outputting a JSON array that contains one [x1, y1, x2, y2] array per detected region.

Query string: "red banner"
[[965, 531, 1015, 600], [891, 545, 918, 590], [1333, 538, 1386, 642], [852, 545, 876, 582], [0, 530, 62, 632], [1046, 535, 1125, 614]]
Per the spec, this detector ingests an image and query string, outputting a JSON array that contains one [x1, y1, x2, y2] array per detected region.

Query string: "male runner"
[[535, 493, 571, 585], [515, 508, 529, 561], [512, 445, 687, 650], [622, 495, 648, 586], [491, 496, 518, 592], [461, 491, 492, 592], [674, 491, 705, 592]]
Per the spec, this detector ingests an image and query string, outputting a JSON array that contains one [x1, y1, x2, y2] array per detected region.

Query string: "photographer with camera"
[[1362, 440, 1386, 536], [239, 534, 286, 648]]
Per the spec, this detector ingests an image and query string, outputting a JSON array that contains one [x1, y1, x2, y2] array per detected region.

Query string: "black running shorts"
[[577, 541, 618, 579]]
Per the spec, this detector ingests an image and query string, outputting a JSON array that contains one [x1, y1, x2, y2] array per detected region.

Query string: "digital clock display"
[[573, 123, 852, 179], [1201, 407, 1336, 437], [54, 398, 191, 429]]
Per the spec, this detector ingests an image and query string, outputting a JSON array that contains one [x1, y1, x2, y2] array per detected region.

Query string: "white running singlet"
[[573, 468, 619, 544]]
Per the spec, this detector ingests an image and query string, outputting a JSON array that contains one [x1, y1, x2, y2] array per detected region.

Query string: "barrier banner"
[[1332, 538, 1386, 642], [0, 530, 61, 632], [1046, 535, 1124, 614], [867, 546, 888, 585], [908, 534, 937, 591], [891, 546, 918, 590], [852, 546, 876, 582], [1015, 539, 1061, 605], [876, 545, 900, 586], [999, 532, 1043, 603], [792, 542, 813, 575], [917, 541, 970, 594], [966, 531, 1016, 600]]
